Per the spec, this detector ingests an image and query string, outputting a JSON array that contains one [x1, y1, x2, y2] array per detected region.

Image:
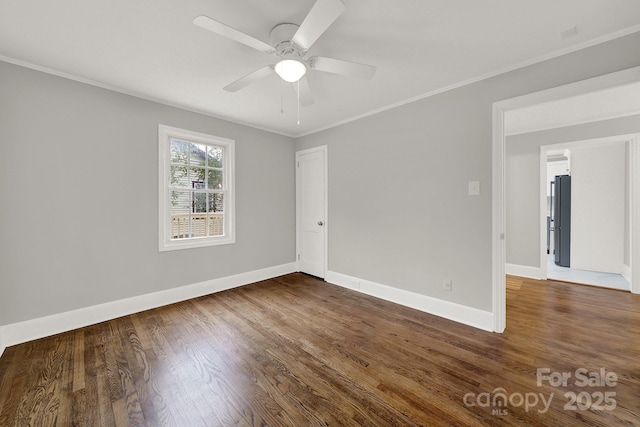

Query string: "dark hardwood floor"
[[0, 273, 638, 426]]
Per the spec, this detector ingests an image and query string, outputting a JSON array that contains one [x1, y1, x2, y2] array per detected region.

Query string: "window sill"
[[159, 235, 236, 252]]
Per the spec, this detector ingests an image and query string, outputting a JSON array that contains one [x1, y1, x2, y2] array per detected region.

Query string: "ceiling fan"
[[193, 0, 376, 106]]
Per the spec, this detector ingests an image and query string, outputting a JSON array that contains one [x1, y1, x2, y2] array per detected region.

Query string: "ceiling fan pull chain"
[[281, 79, 285, 114]]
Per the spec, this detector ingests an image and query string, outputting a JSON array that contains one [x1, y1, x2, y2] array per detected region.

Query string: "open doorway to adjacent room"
[[492, 66, 640, 332], [541, 137, 633, 291]]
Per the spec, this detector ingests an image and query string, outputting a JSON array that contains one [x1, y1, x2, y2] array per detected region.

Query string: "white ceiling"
[[1, 0, 640, 137]]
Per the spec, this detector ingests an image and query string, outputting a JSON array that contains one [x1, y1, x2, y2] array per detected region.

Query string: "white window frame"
[[158, 124, 236, 251]]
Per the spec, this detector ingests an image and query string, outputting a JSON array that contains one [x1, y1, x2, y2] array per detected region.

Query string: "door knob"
[[318, 221, 324, 226]]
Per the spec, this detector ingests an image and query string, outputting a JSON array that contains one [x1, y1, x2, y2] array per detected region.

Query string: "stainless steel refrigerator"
[[553, 175, 571, 267]]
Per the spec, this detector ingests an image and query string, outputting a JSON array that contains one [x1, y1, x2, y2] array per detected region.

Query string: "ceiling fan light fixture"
[[274, 59, 307, 83]]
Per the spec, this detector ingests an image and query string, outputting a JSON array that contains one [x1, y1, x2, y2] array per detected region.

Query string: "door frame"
[[539, 136, 639, 283], [295, 145, 329, 278], [492, 65, 640, 333]]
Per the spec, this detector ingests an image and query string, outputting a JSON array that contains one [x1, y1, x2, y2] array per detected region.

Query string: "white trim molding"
[[539, 146, 549, 282], [0, 327, 6, 358], [0, 263, 297, 350], [631, 135, 640, 294], [622, 263, 632, 284], [325, 271, 494, 332], [492, 102, 507, 333], [505, 264, 542, 280]]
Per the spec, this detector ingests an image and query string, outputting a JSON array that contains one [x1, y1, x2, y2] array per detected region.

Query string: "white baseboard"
[[0, 262, 297, 351], [325, 271, 495, 332], [506, 263, 542, 280], [0, 327, 5, 358]]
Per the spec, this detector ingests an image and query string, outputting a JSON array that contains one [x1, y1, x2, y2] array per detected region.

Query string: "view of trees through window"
[[169, 138, 225, 239]]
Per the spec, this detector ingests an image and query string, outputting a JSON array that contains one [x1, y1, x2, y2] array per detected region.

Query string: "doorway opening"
[[541, 137, 633, 291], [492, 65, 640, 332]]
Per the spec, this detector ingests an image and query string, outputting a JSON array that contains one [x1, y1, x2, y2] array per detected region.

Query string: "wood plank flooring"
[[0, 273, 639, 426]]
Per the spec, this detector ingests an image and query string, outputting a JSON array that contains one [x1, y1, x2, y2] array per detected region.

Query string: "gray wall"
[[506, 115, 640, 269], [296, 32, 640, 312], [0, 61, 296, 325]]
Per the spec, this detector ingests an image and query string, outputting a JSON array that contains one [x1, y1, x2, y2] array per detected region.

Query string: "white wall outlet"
[[468, 181, 480, 196], [443, 279, 453, 292]]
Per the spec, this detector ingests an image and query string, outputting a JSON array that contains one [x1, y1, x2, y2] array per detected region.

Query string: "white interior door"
[[296, 146, 327, 278]]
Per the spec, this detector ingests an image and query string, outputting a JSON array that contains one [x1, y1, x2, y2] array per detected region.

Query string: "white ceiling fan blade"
[[291, 0, 345, 51], [309, 56, 376, 80], [294, 76, 315, 106], [224, 65, 275, 92], [194, 15, 274, 53]]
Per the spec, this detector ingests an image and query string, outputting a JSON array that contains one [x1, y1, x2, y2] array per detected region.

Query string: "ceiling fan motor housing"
[[270, 23, 305, 58]]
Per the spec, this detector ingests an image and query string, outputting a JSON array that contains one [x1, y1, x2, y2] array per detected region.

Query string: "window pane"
[[207, 193, 224, 236], [208, 213, 224, 236], [193, 192, 207, 213], [190, 168, 206, 188], [190, 143, 207, 166], [170, 165, 189, 188], [208, 146, 223, 168], [185, 192, 206, 238], [170, 139, 189, 164], [207, 169, 223, 190], [170, 191, 190, 213], [170, 191, 190, 239], [192, 212, 207, 238], [208, 193, 224, 213]]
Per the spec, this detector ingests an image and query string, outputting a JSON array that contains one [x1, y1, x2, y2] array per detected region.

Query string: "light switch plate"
[[468, 181, 480, 196]]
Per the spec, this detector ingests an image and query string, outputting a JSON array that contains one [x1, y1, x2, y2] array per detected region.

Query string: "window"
[[158, 125, 235, 251]]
